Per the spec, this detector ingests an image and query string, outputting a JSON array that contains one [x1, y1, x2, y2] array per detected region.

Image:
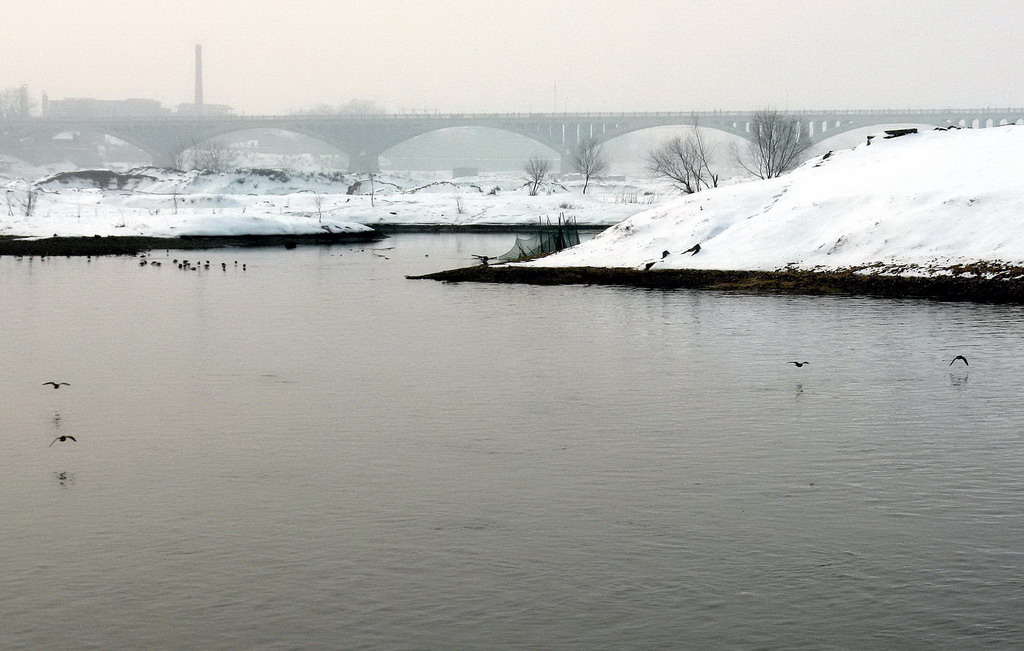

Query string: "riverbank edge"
[[0, 223, 608, 256], [409, 264, 1024, 304], [368, 223, 610, 233], [0, 231, 385, 256]]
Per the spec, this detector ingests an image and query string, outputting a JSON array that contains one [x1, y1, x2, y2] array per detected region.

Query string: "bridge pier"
[[559, 150, 580, 174], [347, 150, 381, 173], [153, 151, 181, 169]]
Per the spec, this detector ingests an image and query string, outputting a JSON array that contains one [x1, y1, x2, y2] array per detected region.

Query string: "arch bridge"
[[2, 108, 1022, 172]]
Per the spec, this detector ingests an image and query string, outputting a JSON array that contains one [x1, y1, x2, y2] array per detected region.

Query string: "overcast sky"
[[2, 0, 1022, 114]]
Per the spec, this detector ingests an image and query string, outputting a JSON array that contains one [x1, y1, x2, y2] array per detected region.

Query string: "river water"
[[1, 233, 1022, 649]]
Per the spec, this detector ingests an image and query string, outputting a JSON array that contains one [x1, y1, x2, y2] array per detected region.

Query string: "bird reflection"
[[949, 372, 969, 391], [794, 382, 804, 398], [54, 471, 75, 489]]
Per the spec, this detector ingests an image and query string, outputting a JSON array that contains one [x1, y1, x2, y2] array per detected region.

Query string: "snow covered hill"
[[530, 126, 1024, 275]]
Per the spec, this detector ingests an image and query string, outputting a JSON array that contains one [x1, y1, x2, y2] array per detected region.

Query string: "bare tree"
[[0, 85, 34, 118], [175, 139, 239, 171], [735, 110, 811, 179], [6, 183, 37, 216], [312, 191, 324, 222], [524, 155, 552, 196], [571, 139, 609, 194], [191, 139, 239, 171], [23, 188, 37, 216], [646, 124, 719, 194], [367, 172, 376, 207], [171, 148, 190, 171]]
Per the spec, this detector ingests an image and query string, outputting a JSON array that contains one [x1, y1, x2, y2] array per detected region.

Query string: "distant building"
[[44, 97, 171, 118], [176, 102, 234, 116]]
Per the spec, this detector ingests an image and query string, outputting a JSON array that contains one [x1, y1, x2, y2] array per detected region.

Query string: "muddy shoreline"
[[0, 231, 385, 256], [410, 264, 1024, 304]]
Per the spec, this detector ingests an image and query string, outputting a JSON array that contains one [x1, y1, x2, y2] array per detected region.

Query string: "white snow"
[[528, 126, 1024, 275], [0, 166, 658, 239]]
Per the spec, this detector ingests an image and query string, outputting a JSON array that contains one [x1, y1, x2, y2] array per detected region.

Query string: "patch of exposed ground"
[[0, 231, 384, 256], [410, 264, 1024, 304]]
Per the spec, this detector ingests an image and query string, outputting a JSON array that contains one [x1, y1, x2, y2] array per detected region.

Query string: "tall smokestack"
[[194, 44, 203, 108]]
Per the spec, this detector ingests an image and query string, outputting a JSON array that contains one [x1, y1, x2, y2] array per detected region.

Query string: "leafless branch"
[[524, 155, 553, 196], [175, 138, 239, 171], [571, 139, 609, 194], [646, 121, 720, 194], [736, 110, 812, 179]]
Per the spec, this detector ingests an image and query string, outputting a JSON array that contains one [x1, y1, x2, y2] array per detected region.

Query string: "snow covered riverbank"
[[0, 167, 659, 239], [528, 126, 1024, 276]]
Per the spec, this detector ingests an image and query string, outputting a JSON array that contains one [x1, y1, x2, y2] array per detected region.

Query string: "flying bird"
[[49, 435, 77, 446], [788, 361, 810, 367], [43, 382, 70, 389], [949, 355, 969, 366]]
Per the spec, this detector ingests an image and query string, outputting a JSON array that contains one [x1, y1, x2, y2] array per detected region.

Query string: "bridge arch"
[[807, 122, 944, 152], [378, 125, 561, 172], [589, 119, 752, 148], [3, 123, 164, 166], [592, 124, 752, 176], [336, 120, 570, 172], [807, 120, 948, 144], [176, 127, 350, 169]]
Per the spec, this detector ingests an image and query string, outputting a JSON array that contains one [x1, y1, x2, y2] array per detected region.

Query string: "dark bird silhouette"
[[43, 382, 70, 389], [788, 361, 810, 367], [950, 355, 969, 366], [49, 435, 77, 446], [683, 243, 701, 255]]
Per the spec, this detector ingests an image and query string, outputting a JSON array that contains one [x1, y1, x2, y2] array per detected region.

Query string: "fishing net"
[[497, 215, 581, 262]]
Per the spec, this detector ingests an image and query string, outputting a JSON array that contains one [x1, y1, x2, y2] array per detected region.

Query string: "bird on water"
[[49, 435, 77, 446], [43, 382, 70, 389], [950, 355, 969, 366], [788, 361, 810, 367]]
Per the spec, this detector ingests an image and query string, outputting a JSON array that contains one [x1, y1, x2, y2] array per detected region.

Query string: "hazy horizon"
[[3, 0, 1023, 114]]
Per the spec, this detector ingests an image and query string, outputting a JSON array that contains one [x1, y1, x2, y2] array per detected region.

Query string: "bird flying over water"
[[49, 435, 77, 446], [43, 382, 70, 389], [788, 361, 810, 367], [949, 355, 969, 366]]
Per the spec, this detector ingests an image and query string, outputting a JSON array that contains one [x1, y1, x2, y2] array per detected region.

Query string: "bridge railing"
[[5, 108, 1024, 124]]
